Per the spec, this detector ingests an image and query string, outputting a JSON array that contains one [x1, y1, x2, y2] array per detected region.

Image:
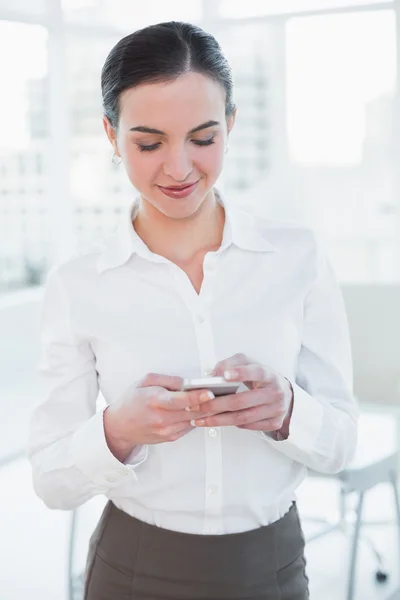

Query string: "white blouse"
[[28, 194, 358, 535]]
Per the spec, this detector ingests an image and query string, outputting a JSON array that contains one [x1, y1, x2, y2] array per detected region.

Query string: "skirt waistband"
[[86, 500, 307, 600]]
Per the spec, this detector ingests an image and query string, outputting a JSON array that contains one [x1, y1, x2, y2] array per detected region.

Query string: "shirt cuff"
[[123, 444, 148, 467], [71, 408, 146, 489], [258, 381, 323, 453]]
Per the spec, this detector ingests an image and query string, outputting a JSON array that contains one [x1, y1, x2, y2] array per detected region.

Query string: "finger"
[[192, 405, 270, 428], [137, 373, 183, 391], [198, 388, 276, 414], [161, 407, 224, 425], [238, 418, 284, 432], [150, 387, 215, 411], [223, 364, 275, 384], [160, 421, 195, 436], [158, 422, 195, 442], [211, 353, 252, 377]]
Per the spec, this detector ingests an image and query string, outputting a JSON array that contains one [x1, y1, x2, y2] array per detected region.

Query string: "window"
[[65, 32, 133, 248], [62, 0, 202, 29], [285, 10, 398, 281], [0, 22, 49, 293], [0, 0, 47, 17], [286, 11, 396, 165], [220, 0, 394, 19], [208, 22, 275, 194]]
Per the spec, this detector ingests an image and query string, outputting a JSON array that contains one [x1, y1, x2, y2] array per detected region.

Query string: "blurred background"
[[1, 1, 400, 599]]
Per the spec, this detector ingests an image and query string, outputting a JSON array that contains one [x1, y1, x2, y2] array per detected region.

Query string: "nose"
[[163, 145, 193, 182]]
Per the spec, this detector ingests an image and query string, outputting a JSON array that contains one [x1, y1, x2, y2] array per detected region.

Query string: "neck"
[[133, 189, 225, 263]]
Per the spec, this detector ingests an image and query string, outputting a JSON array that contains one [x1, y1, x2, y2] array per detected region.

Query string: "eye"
[[192, 137, 215, 147], [137, 142, 161, 152]]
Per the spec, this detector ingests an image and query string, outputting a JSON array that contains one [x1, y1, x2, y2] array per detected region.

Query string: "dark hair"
[[101, 21, 235, 129]]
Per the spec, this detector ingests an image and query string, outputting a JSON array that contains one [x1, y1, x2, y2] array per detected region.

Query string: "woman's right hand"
[[103, 373, 215, 462]]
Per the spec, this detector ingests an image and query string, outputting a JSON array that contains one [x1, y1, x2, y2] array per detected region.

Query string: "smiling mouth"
[[158, 181, 199, 190]]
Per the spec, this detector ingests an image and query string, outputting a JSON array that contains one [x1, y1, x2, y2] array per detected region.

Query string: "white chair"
[[305, 284, 400, 600], [306, 412, 400, 600]]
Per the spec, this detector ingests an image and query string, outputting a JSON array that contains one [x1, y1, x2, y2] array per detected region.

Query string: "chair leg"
[[339, 485, 347, 530], [347, 491, 365, 600], [68, 509, 78, 600], [389, 470, 400, 568]]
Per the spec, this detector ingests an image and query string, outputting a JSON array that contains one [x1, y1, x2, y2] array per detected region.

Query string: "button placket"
[[168, 258, 223, 533], [200, 252, 217, 305], [203, 430, 223, 533], [196, 256, 223, 532]]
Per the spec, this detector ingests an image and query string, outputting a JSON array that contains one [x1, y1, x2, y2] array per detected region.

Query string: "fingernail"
[[224, 370, 237, 380], [191, 419, 205, 426], [200, 391, 215, 401]]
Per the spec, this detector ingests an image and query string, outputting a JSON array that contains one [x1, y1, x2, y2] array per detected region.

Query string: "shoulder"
[[232, 207, 325, 289], [44, 240, 106, 294], [240, 208, 321, 258]]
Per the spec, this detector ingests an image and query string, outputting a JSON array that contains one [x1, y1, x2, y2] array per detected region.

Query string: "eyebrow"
[[129, 120, 220, 136]]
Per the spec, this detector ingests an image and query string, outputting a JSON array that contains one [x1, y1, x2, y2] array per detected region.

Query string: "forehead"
[[119, 72, 225, 131]]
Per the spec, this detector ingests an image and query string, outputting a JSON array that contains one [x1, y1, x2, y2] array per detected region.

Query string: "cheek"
[[123, 147, 160, 186], [195, 144, 224, 176]]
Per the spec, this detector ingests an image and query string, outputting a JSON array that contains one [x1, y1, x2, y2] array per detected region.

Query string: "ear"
[[103, 116, 120, 156], [226, 107, 237, 136]]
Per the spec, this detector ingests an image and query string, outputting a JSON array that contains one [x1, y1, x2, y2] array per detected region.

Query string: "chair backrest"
[[340, 284, 400, 407]]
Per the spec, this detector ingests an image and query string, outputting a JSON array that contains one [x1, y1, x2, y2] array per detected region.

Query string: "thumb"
[[136, 372, 183, 391], [212, 353, 252, 377]]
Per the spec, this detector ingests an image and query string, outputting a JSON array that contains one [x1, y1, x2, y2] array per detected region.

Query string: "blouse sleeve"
[[28, 268, 147, 510], [259, 236, 359, 474]]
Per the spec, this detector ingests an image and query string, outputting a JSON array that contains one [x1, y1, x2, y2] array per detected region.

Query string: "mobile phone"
[[182, 376, 240, 397]]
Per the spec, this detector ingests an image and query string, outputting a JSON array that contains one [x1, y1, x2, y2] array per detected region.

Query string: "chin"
[[149, 185, 213, 219]]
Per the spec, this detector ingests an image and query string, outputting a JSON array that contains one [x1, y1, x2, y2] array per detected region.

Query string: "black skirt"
[[84, 500, 309, 600]]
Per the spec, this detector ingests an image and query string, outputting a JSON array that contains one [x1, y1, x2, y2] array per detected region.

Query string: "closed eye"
[[137, 137, 216, 153], [192, 137, 215, 147], [137, 142, 161, 152]]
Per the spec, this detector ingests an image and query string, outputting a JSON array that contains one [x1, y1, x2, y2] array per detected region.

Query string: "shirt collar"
[[97, 190, 276, 274]]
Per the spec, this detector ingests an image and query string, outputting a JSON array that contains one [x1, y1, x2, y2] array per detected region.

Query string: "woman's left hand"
[[191, 353, 294, 437]]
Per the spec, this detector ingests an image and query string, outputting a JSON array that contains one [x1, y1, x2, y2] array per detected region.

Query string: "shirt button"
[[195, 314, 205, 324], [208, 428, 218, 437], [106, 475, 116, 483], [207, 484, 218, 495]]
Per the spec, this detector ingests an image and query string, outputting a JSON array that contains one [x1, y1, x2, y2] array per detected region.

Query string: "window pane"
[[286, 11, 396, 165], [0, 0, 47, 17], [0, 22, 49, 293], [284, 10, 398, 281], [220, 0, 393, 19], [211, 11, 398, 282], [62, 0, 202, 29], [65, 31, 130, 248], [207, 22, 274, 194]]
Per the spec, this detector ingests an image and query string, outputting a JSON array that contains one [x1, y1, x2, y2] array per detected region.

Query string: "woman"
[[28, 21, 358, 600]]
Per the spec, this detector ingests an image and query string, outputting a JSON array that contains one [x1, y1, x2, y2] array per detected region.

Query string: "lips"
[[157, 180, 199, 199], [160, 182, 197, 191]]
